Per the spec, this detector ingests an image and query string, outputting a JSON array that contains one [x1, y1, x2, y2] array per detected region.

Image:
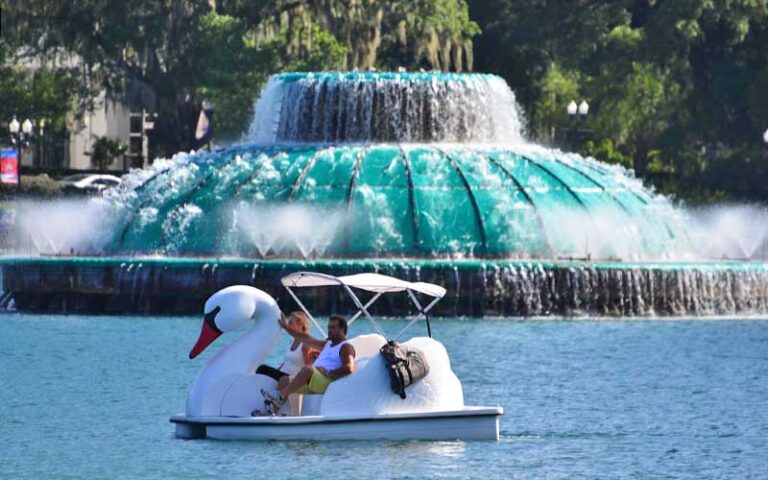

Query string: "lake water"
[[1, 314, 766, 479]]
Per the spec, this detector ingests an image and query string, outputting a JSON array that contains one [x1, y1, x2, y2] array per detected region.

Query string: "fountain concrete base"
[[1, 256, 767, 317]]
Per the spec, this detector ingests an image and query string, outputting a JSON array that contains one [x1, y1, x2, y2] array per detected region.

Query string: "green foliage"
[[381, 0, 480, 70], [3, 1, 472, 152], [746, 66, 768, 131], [87, 137, 127, 171], [590, 62, 683, 170], [471, 0, 768, 202], [584, 139, 634, 169], [286, 25, 348, 71], [0, 66, 76, 139], [3, 0, 768, 202], [20, 174, 61, 197], [216, 0, 479, 71], [533, 63, 581, 142], [0, 174, 61, 197], [193, 13, 272, 141], [194, 13, 346, 140]]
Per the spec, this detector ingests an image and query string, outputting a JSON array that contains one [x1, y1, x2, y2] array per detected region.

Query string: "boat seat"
[[289, 335, 385, 416], [289, 393, 323, 416], [348, 333, 386, 359]]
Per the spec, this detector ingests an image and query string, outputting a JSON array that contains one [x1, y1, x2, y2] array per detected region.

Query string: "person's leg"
[[276, 374, 290, 391], [278, 366, 314, 399], [307, 369, 332, 394], [256, 364, 287, 382], [258, 370, 294, 416]]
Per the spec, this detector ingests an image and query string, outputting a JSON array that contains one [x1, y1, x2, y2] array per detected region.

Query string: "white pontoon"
[[171, 272, 503, 441]]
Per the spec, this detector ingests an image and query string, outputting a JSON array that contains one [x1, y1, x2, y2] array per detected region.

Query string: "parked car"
[[58, 174, 121, 195]]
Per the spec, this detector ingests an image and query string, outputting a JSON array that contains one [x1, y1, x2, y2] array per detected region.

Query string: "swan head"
[[189, 285, 267, 359]]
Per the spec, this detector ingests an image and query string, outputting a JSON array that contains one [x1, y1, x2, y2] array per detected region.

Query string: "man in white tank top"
[[261, 314, 356, 414]]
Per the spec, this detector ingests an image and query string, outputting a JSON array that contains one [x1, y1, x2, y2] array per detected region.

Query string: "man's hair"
[[329, 314, 348, 334]]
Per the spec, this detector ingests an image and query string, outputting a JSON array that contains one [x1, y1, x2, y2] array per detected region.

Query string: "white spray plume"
[[684, 204, 768, 260], [10, 198, 118, 255], [231, 202, 344, 258], [6, 195, 768, 262]]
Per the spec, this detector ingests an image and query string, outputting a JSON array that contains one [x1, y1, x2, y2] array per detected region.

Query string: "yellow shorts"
[[295, 369, 333, 394]]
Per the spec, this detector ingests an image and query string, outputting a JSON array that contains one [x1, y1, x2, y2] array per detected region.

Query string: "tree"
[[4, 0, 768, 202], [532, 63, 582, 143], [216, 0, 479, 71], [470, 0, 768, 201], [0, 63, 77, 148], [87, 137, 127, 171], [3, 0, 213, 156], [193, 13, 346, 141], [3, 0, 478, 156]]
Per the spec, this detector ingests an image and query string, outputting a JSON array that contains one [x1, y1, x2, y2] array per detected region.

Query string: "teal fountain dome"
[[108, 71, 691, 261], [2, 71, 767, 316]]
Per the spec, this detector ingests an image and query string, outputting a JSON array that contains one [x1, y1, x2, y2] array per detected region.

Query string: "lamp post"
[[38, 118, 47, 167], [8, 116, 34, 191], [762, 128, 768, 162], [565, 100, 590, 151]]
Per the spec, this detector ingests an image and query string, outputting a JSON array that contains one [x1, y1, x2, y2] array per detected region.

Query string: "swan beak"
[[189, 307, 222, 359]]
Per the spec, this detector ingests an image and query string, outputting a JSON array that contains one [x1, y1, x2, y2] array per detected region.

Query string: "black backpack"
[[379, 340, 430, 399]]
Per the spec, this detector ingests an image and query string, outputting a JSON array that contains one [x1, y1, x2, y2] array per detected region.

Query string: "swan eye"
[[204, 306, 222, 333]]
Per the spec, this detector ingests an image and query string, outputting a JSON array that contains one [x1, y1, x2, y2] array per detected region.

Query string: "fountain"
[[1, 71, 767, 315]]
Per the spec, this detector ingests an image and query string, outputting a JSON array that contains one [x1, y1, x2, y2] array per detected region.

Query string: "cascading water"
[[2, 71, 768, 316], [0, 265, 12, 310], [249, 72, 524, 144], [99, 73, 693, 261]]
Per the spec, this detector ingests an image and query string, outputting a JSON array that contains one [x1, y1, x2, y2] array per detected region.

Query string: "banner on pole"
[[0, 148, 19, 185]]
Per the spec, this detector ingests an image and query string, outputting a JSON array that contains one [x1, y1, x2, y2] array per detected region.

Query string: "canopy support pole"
[[394, 290, 442, 340], [348, 292, 383, 326], [342, 284, 387, 338], [285, 286, 326, 337]]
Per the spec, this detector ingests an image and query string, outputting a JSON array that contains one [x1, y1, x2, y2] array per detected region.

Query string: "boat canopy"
[[281, 272, 445, 340], [281, 272, 446, 298]]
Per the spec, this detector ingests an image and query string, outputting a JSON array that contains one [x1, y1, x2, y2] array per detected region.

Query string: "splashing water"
[[10, 199, 118, 255], [685, 204, 768, 260], [231, 203, 344, 258], [4, 72, 766, 263], [248, 72, 525, 144], [3, 71, 768, 318], [9, 188, 767, 263]]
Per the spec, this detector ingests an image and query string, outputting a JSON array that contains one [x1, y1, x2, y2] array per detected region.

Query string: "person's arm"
[[318, 343, 356, 380], [302, 343, 319, 365], [279, 314, 327, 350]]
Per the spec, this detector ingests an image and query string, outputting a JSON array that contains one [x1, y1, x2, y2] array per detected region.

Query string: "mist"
[[6, 194, 767, 262]]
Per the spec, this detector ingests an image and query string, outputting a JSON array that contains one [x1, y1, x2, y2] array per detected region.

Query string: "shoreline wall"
[[2, 256, 767, 317]]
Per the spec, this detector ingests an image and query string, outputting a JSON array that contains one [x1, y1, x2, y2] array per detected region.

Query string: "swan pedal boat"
[[171, 272, 503, 441]]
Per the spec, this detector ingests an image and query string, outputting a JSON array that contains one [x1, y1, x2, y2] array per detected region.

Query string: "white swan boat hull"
[[171, 406, 502, 441]]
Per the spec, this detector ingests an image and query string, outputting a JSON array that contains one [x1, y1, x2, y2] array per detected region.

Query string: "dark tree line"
[[472, 0, 768, 202], [1, 0, 767, 202]]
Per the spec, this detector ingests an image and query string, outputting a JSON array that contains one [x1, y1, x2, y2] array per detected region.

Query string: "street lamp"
[[8, 116, 34, 148], [7, 116, 34, 190], [763, 129, 768, 161], [578, 100, 589, 116], [22, 119, 33, 136], [9, 117, 20, 135], [568, 99, 589, 119], [567, 100, 578, 116], [565, 99, 590, 151]]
